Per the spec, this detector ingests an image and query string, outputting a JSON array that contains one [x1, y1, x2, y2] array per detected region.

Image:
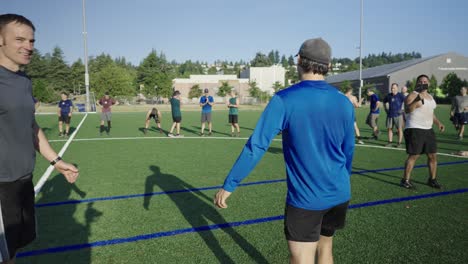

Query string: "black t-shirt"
[[0, 66, 36, 182]]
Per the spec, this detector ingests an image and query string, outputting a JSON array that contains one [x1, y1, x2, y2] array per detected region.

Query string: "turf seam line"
[[34, 113, 88, 196], [19, 188, 468, 258], [35, 161, 468, 208]]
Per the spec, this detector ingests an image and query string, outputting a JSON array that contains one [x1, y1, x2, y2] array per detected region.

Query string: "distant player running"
[[144, 107, 163, 134], [227, 90, 240, 137], [57, 92, 73, 138]]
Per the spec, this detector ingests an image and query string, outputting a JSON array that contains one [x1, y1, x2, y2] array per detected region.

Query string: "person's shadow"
[[144, 165, 269, 263], [17, 172, 102, 264]]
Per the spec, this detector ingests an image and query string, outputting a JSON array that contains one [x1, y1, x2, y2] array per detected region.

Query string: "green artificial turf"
[[18, 105, 468, 264]]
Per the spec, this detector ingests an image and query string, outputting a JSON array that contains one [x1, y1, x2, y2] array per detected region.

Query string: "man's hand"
[[439, 123, 445, 132], [214, 188, 232, 208], [54, 161, 79, 183]]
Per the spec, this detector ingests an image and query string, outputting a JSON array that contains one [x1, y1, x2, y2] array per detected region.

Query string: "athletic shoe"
[[175, 134, 184, 138], [357, 140, 364, 145], [208, 132, 212, 136], [106, 132, 110, 136], [200, 132, 205, 137], [385, 142, 393, 147], [231, 132, 235, 137], [457, 136, 463, 141], [159, 129, 163, 134], [59, 132, 63, 137], [168, 133, 175, 138], [427, 178, 442, 189], [395, 143, 402, 148], [237, 132, 240, 137], [64, 133, 69, 138], [400, 179, 416, 189]]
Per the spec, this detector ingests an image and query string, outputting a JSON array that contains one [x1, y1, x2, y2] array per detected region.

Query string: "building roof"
[[326, 54, 442, 84]]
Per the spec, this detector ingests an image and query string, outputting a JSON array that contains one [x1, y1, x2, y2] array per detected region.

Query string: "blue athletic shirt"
[[383, 93, 405, 118], [58, 99, 73, 114], [369, 94, 380, 114], [199, 96, 214, 113], [222, 80, 355, 210]]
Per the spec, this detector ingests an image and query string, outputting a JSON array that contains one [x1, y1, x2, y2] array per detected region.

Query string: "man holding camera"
[[401, 74, 445, 189]]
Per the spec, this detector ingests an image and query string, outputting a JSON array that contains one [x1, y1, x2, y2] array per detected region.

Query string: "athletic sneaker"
[[395, 143, 402, 148], [168, 133, 175, 138], [59, 132, 63, 137], [64, 133, 69, 138], [175, 134, 184, 138], [385, 142, 393, 147], [200, 132, 205, 137], [427, 178, 442, 189], [400, 179, 416, 189], [208, 131, 212, 136], [357, 140, 364, 145], [144, 128, 147, 135]]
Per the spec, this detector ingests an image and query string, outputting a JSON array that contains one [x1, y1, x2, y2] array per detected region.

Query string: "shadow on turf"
[[19, 171, 102, 263], [138, 127, 167, 135], [192, 126, 232, 137], [143, 166, 269, 264]]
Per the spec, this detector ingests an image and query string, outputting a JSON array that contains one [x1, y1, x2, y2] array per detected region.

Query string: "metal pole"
[[82, 0, 91, 112], [358, 0, 363, 102]]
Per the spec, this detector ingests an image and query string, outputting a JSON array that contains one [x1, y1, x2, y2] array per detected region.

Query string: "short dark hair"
[[391, 83, 399, 88], [0, 14, 35, 33], [173, 90, 180, 96], [61, 92, 68, 96], [416, 74, 429, 83], [298, 57, 329, 75]]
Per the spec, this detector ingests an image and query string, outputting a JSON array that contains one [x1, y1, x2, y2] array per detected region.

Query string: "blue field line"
[[35, 160, 468, 208], [19, 188, 468, 258]]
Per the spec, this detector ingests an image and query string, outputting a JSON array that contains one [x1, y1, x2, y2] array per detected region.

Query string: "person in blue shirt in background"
[[57, 92, 73, 138], [199, 88, 214, 136], [214, 38, 355, 264], [383, 83, 406, 147], [366, 88, 381, 140]]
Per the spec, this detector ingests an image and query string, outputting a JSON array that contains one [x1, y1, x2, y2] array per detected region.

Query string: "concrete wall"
[[240, 65, 285, 94], [173, 75, 250, 103]]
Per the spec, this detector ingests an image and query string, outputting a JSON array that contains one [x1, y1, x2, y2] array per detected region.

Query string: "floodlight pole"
[[82, 0, 91, 112], [358, 0, 363, 102]]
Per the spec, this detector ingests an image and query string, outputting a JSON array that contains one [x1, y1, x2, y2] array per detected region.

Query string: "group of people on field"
[[2, 12, 468, 264], [145, 88, 241, 138]]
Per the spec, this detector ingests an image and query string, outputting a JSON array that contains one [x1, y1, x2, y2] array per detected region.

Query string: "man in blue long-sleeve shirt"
[[214, 38, 355, 264]]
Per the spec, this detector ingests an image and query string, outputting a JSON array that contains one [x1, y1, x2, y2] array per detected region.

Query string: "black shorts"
[[453, 112, 468, 126], [0, 176, 36, 260], [228, 114, 238, 124], [172, 116, 182, 123], [58, 114, 71, 124], [404, 128, 437, 155], [149, 114, 160, 123], [284, 201, 349, 242]]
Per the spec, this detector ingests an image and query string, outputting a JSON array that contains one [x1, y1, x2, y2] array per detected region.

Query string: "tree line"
[[23, 46, 428, 103]]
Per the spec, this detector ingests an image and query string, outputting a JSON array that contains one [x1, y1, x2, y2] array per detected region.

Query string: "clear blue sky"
[[2, 0, 467, 65]]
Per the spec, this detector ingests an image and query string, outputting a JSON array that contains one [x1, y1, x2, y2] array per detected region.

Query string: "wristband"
[[50, 156, 62, 166]]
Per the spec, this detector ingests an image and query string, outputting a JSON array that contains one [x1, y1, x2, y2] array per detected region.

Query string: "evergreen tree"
[[47, 46, 71, 93], [251, 52, 272, 67]]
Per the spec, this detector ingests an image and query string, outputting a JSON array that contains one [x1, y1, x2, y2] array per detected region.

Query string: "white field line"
[[48, 136, 468, 159], [34, 113, 89, 196]]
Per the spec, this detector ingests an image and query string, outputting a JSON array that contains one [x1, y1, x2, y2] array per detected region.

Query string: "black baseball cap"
[[296, 38, 331, 65]]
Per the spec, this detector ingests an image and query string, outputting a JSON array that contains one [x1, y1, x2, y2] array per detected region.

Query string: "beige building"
[[172, 75, 250, 103], [240, 65, 286, 94]]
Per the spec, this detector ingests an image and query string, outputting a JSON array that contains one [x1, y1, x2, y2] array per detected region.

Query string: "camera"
[[414, 83, 428, 92]]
